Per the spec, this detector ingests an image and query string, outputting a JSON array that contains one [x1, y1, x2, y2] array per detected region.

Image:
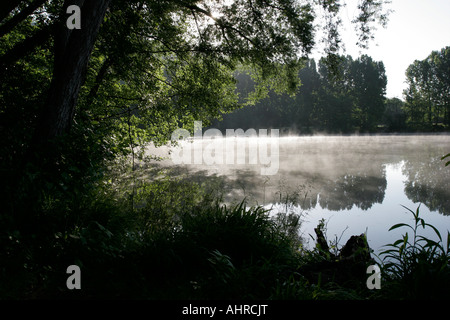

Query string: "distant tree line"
[[212, 48, 450, 134], [403, 46, 450, 130]]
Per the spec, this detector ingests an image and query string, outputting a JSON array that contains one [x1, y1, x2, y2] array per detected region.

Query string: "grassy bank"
[[1, 166, 449, 300]]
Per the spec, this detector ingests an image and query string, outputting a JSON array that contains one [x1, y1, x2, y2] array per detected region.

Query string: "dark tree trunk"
[[33, 0, 111, 146], [86, 57, 112, 104]]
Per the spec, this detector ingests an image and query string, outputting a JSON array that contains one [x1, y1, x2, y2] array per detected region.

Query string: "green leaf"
[[400, 204, 415, 215], [399, 233, 409, 256], [425, 222, 442, 242], [419, 218, 425, 229], [447, 231, 450, 254], [417, 235, 440, 248], [442, 153, 450, 166], [380, 247, 398, 254], [388, 223, 410, 231], [415, 204, 421, 220]]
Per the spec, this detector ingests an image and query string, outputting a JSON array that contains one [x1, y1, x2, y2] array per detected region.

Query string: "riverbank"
[[2, 170, 449, 300], [2, 134, 449, 300]]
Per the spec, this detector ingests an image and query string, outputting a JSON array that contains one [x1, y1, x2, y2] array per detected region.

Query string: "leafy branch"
[[442, 153, 450, 166]]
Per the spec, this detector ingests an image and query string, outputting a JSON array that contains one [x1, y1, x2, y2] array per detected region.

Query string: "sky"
[[314, 0, 450, 99]]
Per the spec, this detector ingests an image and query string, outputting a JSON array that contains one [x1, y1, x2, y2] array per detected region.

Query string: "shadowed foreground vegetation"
[[1, 163, 449, 300], [1, 0, 448, 302]]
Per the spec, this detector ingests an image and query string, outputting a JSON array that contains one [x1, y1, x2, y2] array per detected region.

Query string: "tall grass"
[[2, 153, 449, 300], [165, 201, 303, 299], [378, 205, 450, 299]]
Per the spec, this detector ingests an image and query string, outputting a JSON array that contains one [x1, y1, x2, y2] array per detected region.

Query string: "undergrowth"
[[1, 154, 449, 300], [376, 205, 450, 299]]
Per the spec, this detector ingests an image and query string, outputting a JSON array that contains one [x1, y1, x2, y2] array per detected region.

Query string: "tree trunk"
[[33, 0, 111, 147]]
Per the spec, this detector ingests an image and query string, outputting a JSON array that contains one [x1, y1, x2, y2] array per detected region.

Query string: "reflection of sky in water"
[[268, 161, 450, 256], [148, 135, 450, 257]]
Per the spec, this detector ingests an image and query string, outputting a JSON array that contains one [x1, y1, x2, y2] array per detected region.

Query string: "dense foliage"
[[379, 205, 450, 300], [403, 46, 450, 130], [213, 48, 450, 134], [213, 55, 388, 133], [2, 0, 449, 301]]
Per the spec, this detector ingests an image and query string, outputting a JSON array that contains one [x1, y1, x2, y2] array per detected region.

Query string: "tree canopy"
[[213, 54, 387, 133], [403, 46, 450, 129], [0, 0, 392, 159], [5, 1, 450, 301], [0, 0, 392, 259]]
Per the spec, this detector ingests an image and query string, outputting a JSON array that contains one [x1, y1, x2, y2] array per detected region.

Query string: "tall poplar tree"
[[404, 46, 450, 129]]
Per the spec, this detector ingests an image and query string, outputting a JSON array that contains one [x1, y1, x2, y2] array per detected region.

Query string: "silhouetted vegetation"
[[213, 55, 389, 134], [1, 1, 449, 301], [2, 159, 449, 300], [212, 48, 450, 134], [378, 205, 450, 299], [404, 47, 450, 131]]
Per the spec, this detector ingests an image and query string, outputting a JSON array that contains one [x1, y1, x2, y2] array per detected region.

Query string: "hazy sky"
[[314, 0, 450, 99]]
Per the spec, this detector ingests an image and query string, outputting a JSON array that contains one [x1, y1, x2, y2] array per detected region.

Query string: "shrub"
[[163, 201, 302, 299], [379, 205, 450, 299]]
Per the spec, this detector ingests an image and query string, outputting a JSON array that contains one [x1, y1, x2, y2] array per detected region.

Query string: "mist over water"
[[147, 134, 450, 254]]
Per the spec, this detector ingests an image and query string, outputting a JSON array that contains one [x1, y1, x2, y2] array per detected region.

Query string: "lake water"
[[148, 134, 450, 257]]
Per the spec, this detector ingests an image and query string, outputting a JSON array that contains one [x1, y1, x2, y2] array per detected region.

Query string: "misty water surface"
[[147, 134, 450, 255]]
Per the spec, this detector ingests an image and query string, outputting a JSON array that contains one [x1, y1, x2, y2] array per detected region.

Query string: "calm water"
[[148, 134, 450, 255]]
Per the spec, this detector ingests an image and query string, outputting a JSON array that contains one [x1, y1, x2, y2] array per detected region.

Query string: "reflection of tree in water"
[[144, 136, 449, 214], [257, 165, 387, 212], [318, 168, 387, 211], [403, 156, 450, 216]]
